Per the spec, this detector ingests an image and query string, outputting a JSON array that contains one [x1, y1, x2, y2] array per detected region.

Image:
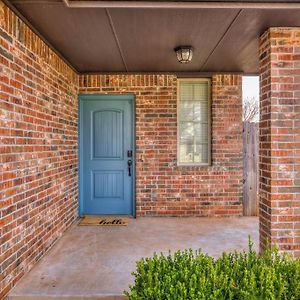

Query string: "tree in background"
[[243, 96, 259, 122]]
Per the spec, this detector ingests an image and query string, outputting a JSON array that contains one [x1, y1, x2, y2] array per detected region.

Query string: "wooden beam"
[[63, 0, 300, 9]]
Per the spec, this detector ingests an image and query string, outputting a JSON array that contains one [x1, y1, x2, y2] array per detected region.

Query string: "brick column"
[[259, 28, 300, 257]]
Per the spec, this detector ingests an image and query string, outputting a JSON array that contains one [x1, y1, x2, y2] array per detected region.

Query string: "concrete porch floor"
[[8, 217, 259, 300]]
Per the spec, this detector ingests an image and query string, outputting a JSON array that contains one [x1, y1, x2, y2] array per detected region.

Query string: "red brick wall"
[[0, 3, 78, 298], [259, 28, 300, 257], [0, 2, 244, 298], [79, 74, 243, 217]]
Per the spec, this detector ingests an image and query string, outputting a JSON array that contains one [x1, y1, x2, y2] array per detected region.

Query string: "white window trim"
[[177, 78, 212, 166]]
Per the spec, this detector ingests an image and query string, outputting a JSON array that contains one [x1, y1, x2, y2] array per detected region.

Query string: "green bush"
[[124, 240, 300, 299]]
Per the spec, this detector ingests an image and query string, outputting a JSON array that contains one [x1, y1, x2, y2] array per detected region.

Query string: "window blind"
[[178, 80, 211, 165]]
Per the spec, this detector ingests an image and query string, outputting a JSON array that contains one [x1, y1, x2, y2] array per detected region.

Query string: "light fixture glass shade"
[[175, 46, 193, 63]]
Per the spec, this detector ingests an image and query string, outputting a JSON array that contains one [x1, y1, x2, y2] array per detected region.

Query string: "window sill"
[[177, 163, 212, 167]]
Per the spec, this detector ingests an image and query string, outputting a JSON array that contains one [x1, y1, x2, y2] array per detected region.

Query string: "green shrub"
[[124, 240, 300, 299]]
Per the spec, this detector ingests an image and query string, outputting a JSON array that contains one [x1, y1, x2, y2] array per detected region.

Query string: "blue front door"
[[79, 95, 135, 216]]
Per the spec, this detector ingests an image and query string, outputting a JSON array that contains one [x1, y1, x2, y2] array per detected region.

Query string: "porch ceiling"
[[6, 0, 300, 74]]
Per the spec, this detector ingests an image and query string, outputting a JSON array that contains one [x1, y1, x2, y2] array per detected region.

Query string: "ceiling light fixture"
[[174, 46, 193, 64]]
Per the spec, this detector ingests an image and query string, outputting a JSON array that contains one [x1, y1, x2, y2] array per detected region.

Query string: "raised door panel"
[[92, 110, 123, 160]]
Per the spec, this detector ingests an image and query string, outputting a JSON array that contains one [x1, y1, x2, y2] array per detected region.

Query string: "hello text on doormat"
[[79, 216, 128, 226]]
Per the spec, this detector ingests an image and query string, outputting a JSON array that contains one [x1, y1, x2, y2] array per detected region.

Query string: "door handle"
[[127, 160, 132, 177]]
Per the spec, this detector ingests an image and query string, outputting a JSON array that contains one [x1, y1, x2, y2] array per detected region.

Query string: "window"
[[177, 79, 211, 166]]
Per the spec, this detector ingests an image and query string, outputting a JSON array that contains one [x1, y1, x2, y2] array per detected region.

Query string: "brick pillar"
[[259, 28, 300, 257]]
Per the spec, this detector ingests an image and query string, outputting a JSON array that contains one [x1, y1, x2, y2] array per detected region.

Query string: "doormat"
[[79, 216, 128, 226]]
